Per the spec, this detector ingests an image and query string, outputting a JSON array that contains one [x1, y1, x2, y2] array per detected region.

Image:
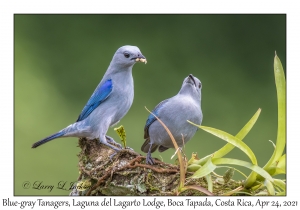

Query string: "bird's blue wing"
[[144, 99, 169, 139], [76, 79, 113, 122]]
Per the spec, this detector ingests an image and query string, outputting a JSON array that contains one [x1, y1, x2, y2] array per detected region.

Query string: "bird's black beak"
[[188, 74, 196, 86]]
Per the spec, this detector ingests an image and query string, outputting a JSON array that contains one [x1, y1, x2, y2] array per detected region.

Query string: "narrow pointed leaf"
[[263, 53, 286, 171], [273, 168, 285, 176], [191, 157, 216, 179], [187, 164, 201, 172], [221, 186, 244, 196], [273, 154, 286, 176], [264, 179, 275, 195], [273, 179, 286, 192], [212, 158, 273, 182], [276, 191, 286, 196], [205, 174, 213, 192], [188, 123, 257, 165], [277, 154, 286, 171], [213, 108, 261, 158], [189, 109, 261, 166]]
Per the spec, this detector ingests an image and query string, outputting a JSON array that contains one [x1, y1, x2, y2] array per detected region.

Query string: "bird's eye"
[[124, 53, 130, 58], [198, 83, 202, 88]]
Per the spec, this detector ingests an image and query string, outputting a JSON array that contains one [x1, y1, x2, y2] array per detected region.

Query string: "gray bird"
[[141, 74, 203, 165], [32, 45, 146, 155]]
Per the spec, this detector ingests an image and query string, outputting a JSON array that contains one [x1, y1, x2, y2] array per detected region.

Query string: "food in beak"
[[135, 58, 147, 64]]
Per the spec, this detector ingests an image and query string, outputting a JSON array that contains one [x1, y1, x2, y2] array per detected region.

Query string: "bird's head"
[[179, 74, 202, 100], [111, 45, 147, 68]]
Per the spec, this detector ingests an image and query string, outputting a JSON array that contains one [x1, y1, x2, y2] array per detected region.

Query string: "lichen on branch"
[[72, 138, 250, 196]]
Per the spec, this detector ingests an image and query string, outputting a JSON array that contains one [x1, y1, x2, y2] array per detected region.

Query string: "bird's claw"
[[106, 136, 123, 149], [114, 142, 123, 149], [146, 153, 155, 165], [101, 136, 135, 162], [105, 136, 123, 149], [99, 137, 121, 153], [109, 152, 118, 161]]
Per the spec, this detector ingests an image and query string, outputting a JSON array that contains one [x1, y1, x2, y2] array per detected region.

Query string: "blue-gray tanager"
[[141, 74, 203, 165], [32, 45, 147, 153]]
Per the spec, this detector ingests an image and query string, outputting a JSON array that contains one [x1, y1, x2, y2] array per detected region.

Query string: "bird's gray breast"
[[149, 96, 202, 148], [109, 73, 134, 126]]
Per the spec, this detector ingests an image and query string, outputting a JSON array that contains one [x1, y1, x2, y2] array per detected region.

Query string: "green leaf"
[[251, 182, 263, 191], [264, 179, 275, 195], [212, 158, 273, 182], [188, 152, 199, 165], [255, 191, 269, 196], [114, 125, 126, 148], [273, 154, 286, 176], [277, 154, 286, 171], [188, 123, 258, 165], [187, 164, 201, 172], [221, 186, 246, 196], [276, 191, 286, 196], [263, 53, 286, 172], [205, 174, 213, 192], [191, 157, 216, 179], [244, 172, 258, 188], [213, 108, 261, 159], [188, 109, 261, 166], [273, 178, 286, 192]]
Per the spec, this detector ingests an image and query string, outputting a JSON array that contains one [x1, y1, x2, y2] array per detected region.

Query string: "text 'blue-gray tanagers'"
[[141, 74, 203, 165], [32, 45, 147, 154]]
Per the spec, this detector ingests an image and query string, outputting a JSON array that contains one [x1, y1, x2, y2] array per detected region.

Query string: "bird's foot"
[[98, 137, 122, 162], [99, 138, 121, 152], [105, 136, 123, 149], [109, 151, 119, 162], [108, 147, 135, 161], [99, 137, 134, 161], [146, 152, 155, 165]]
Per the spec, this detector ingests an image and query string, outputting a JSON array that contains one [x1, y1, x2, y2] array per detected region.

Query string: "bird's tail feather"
[[141, 138, 158, 153], [32, 131, 65, 148], [158, 145, 169, 152]]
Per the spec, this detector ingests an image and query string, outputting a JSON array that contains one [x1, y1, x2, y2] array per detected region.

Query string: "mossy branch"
[[71, 138, 265, 196]]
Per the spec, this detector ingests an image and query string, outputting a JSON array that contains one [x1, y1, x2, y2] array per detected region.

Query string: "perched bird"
[[32, 45, 147, 154], [141, 74, 203, 165]]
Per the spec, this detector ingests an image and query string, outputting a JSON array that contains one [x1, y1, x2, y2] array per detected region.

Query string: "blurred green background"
[[15, 14, 286, 195]]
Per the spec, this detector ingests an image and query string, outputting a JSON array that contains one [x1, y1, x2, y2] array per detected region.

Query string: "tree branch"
[[70, 138, 252, 196]]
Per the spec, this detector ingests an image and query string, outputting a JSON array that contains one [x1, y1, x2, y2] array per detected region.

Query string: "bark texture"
[[72, 138, 247, 196]]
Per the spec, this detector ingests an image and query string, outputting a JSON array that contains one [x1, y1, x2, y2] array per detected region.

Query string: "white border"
[[1, 1, 300, 209]]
